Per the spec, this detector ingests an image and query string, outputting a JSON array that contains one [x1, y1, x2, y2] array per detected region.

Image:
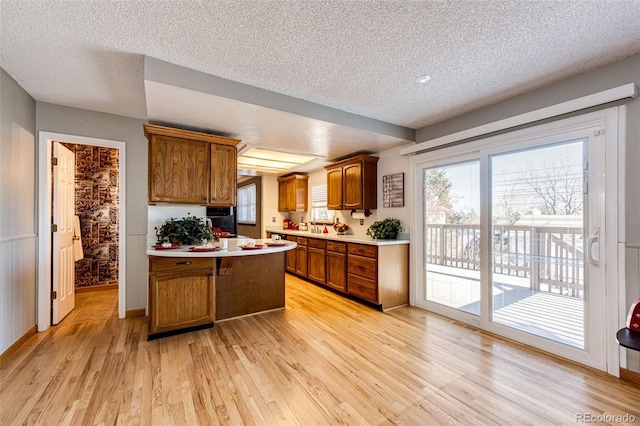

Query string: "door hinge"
[[51, 224, 58, 232], [593, 129, 605, 137], [51, 291, 57, 300], [51, 157, 58, 166]]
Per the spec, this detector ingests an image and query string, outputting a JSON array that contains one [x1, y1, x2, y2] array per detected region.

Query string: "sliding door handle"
[[587, 227, 599, 268]]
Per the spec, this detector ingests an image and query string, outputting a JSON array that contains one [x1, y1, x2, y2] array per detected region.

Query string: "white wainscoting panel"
[[0, 235, 36, 354]]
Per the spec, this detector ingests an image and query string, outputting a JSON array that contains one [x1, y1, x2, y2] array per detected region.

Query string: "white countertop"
[[147, 238, 297, 258], [265, 227, 410, 246]]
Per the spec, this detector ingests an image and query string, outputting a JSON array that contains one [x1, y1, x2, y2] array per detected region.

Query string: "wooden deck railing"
[[425, 224, 584, 297]]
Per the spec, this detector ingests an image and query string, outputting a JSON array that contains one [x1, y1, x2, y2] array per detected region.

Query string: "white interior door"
[[52, 142, 76, 324]]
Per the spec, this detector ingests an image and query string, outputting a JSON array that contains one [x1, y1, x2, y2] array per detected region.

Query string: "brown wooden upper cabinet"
[[325, 155, 379, 210], [145, 124, 240, 206], [277, 174, 308, 212]]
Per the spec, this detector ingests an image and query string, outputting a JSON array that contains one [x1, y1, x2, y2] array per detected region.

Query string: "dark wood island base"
[[215, 252, 285, 320]]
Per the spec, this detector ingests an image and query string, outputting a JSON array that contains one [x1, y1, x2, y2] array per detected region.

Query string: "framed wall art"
[[383, 172, 404, 207]]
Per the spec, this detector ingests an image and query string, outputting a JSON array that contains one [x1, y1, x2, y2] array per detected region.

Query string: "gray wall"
[[36, 103, 149, 312], [0, 69, 37, 353], [415, 53, 640, 372]]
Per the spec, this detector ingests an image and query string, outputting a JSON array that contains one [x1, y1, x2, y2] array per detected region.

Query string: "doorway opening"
[[38, 132, 126, 331], [55, 142, 121, 325]]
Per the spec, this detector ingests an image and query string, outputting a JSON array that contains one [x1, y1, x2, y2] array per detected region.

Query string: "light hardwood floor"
[[58, 289, 119, 326], [1, 275, 638, 425]]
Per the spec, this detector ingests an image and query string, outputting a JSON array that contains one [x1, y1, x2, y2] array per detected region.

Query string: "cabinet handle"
[[176, 261, 192, 265]]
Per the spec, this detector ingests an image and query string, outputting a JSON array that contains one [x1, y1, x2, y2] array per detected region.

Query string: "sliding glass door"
[[414, 116, 609, 370], [489, 141, 586, 349], [423, 161, 480, 316]]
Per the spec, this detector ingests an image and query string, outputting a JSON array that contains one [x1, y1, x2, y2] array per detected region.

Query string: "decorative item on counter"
[[283, 218, 291, 229], [211, 227, 229, 238], [366, 217, 402, 240], [299, 222, 308, 231], [333, 219, 350, 235], [155, 214, 215, 245], [323, 226, 328, 234]]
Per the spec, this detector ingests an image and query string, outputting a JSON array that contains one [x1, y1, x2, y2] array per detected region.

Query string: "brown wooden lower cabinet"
[[148, 257, 215, 338], [307, 238, 326, 284], [326, 241, 346, 292], [295, 237, 308, 277], [285, 236, 297, 272], [281, 235, 408, 310]]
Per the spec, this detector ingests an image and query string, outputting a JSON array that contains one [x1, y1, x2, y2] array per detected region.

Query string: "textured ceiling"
[[2, 1, 639, 158]]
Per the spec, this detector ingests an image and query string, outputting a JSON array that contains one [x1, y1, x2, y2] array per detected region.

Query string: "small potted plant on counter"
[[366, 217, 402, 240], [155, 215, 215, 245]]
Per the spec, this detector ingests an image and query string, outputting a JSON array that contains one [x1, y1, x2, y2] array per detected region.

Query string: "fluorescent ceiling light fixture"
[[237, 147, 321, 173]]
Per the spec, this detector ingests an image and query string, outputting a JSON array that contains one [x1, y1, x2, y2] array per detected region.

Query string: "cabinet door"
[[149, 270, 215, 335], [326, 167, 343, 210], [307, 241, 326, 285], [149, 136, 209, 204], [286, 179, 297, 212], [326, 251, 346, 292], [210, 144, 237, 206], [296, 245, 308, 277], [347, 274, 378, 303], [286, 237, 297, 272], [278, 181, 288, 212], [342, 162, 363, 209]]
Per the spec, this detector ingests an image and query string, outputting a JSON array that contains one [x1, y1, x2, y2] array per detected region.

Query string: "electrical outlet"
[[272, 216, 276, 222], [360, 219, 364, 225]]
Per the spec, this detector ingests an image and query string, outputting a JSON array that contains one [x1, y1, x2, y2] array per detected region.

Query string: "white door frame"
[[410, 107, 624, 375], [37, 132, 126, 331]]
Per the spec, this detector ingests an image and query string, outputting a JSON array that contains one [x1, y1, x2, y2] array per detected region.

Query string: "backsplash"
[[147, 205, 206, 246], [62, 143, 119, 289]]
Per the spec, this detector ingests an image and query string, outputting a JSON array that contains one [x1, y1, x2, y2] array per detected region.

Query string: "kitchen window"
[[237, 184, 256, 224], [310, 184, 334, 224]]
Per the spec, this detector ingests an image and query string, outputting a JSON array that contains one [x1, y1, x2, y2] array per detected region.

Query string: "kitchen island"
[[265, 227, 409, 310], [146, 239, 296, 339]]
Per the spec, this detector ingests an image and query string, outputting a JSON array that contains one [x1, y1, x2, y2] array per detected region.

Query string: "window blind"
[[311, 185, 327, 207]]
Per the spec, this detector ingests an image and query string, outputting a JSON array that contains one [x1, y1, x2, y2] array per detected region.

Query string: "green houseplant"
[[155, 215, 215, 245], [366, 217, 402, 240]]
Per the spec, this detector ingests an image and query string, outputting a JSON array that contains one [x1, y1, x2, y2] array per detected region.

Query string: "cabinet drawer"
[[308, 238, 326, 249], [149, 257, 213, 273], [326, 241, 346, 253], [348, 255, 377, 280], [347, 274, 378, 303], [296, 237, 308, 246], [348, 243, 377, 258]]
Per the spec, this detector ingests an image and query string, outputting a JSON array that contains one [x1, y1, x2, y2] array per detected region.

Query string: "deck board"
[[427, 265, 584, 348]]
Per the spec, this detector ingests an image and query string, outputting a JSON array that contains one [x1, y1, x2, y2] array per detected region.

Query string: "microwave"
[[206, 207, 236, 236]]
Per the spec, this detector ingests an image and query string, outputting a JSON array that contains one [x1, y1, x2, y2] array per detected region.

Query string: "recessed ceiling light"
[[237, 147, 322, 174], [415, 74, 431, 84]]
